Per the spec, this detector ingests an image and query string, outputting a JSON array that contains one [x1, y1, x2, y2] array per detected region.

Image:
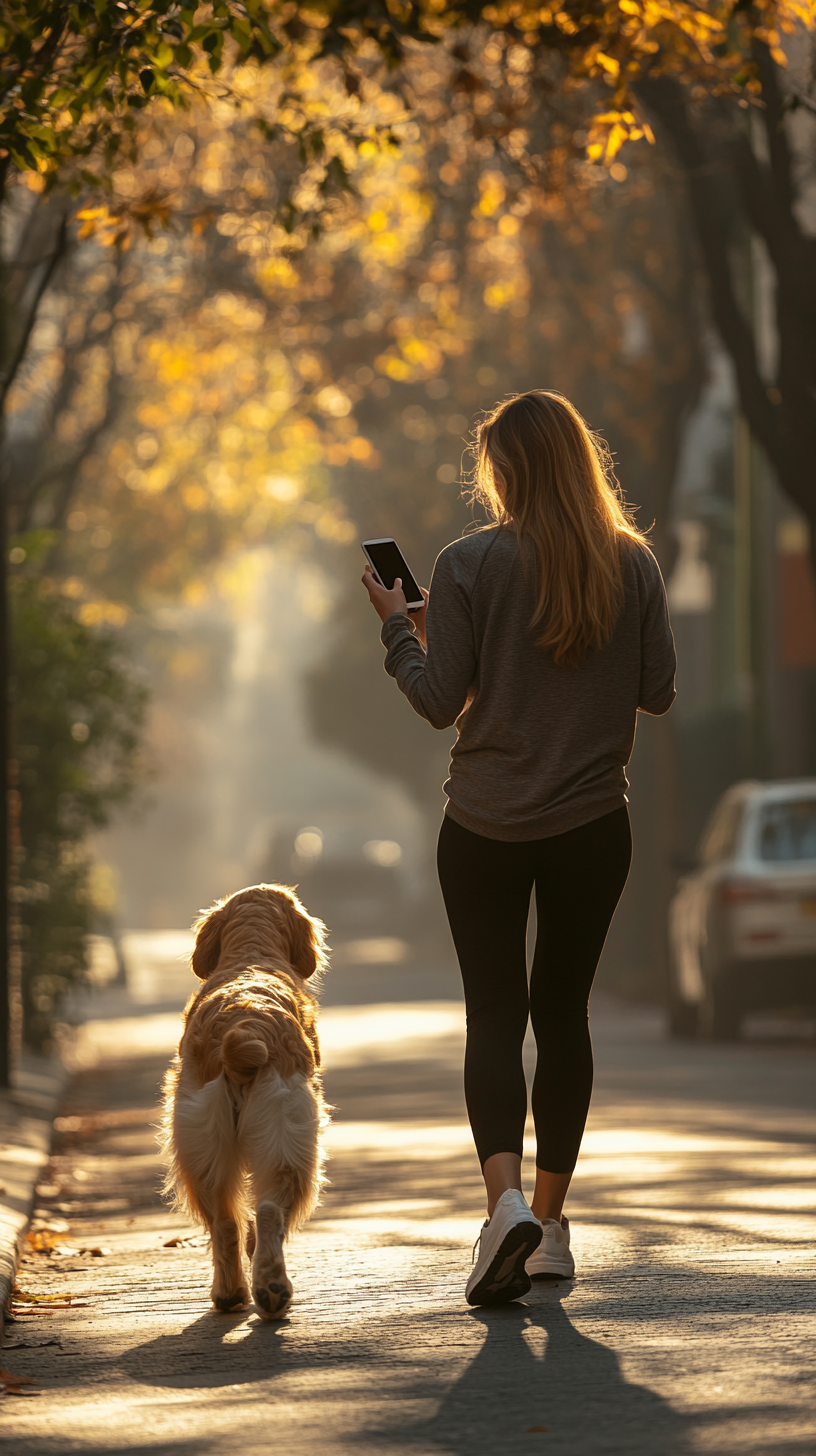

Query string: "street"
[[2, 957, 814, 1456]]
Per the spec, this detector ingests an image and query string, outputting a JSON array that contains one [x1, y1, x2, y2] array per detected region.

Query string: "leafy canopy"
[[2, 1, 814, 188], [0, 1, 282, 178], [7, 42, 699, 627]]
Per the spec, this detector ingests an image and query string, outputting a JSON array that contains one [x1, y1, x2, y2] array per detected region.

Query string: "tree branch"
[[753, 39, 796, 218], [637, 76, 787, 488], [48, 383, 123, 538], [730, 130, 779, 264], [0, 215, 67, 414]]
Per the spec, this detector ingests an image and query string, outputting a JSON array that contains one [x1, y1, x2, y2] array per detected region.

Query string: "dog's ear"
[[191, 900, 228, 980], [286, 896, 328, 981]]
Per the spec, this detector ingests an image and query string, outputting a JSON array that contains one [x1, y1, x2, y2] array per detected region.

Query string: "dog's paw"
[[212, 1283, 250, 1313], [254, 1279, 293, 1320]]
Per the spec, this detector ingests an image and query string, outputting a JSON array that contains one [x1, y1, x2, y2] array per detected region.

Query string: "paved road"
[[2, 983, 814, 1455]]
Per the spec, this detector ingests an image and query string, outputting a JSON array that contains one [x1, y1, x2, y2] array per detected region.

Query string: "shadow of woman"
[[368, 1282, 694, 1456]]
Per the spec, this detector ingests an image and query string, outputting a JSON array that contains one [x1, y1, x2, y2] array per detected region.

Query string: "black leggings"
[[437, 807, 632, 1174]]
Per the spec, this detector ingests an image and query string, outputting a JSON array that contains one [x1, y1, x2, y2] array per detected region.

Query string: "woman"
[[362, 390, 676, 1306]]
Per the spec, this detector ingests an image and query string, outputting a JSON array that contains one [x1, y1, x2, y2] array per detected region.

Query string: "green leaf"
[[81, 62, 109, 91]]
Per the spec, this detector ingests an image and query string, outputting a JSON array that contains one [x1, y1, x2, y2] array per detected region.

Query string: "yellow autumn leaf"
[[595, 52, 621, 77]]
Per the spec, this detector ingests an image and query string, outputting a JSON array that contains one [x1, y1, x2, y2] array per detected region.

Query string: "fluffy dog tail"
[[221, 1019, 270, 1085]]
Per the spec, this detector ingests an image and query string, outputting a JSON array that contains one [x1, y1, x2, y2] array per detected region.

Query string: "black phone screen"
[[364, 540, 423, 605]]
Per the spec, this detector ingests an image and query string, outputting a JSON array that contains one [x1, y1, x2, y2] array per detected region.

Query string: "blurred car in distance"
[[258, 822, 409, 939], [668, 779, 816, 1040]]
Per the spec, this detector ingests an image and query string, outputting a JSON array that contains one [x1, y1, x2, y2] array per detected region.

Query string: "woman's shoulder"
[[621, 536, 665, 591], [436, 525, 511, 575]]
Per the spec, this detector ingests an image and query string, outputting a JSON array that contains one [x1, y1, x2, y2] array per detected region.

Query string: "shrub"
[[11, 576, 148, 1047]]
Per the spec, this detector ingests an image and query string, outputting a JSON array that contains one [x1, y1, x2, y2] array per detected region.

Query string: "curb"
[[0, 1052, 69, 1328]]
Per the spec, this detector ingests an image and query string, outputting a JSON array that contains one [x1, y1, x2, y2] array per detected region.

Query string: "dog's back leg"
[[249, 1169, 295, 1320], [171, 1072, 250, 1312], [207, 1189, 250, 1313], [241, 1072, 324, 1320]]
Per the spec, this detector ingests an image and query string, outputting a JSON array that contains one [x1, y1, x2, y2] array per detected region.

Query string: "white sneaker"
[[526, 1215, 575, 1279], [465, 1190, 543, 1307]]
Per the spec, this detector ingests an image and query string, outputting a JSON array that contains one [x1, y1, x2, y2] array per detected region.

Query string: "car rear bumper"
[[716, 956, 816, 1012]]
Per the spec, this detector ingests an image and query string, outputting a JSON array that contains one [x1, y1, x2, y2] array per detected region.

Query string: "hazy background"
[[5, 26, 816, 1037]]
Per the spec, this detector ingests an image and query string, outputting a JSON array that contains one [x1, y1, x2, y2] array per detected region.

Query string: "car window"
[[698, 799, 744, 865], [759, 800, 816, 862]]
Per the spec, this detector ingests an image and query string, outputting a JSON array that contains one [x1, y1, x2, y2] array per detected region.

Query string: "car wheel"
[[700, 976, 741, 1042], [667, 991, 699, 1040]]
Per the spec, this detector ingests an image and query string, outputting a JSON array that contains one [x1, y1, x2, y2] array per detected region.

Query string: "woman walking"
[[361, 390, 676, 1306]]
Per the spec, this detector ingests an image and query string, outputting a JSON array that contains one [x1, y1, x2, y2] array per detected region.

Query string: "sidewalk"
[[0, 1053, 68, 1328], [1, 995, 814, 1453]]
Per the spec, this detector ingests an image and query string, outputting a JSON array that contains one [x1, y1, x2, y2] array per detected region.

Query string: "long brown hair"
[[472, 390, 648, 667]]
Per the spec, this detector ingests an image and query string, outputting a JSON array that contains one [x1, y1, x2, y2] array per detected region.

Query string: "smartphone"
[[362, 538, 424, 611]]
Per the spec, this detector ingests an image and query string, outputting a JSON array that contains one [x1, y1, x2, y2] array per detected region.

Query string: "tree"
[[352, 0, 816, 554], [637, 46, 816, 563], [5, 3, 815, 522], [12, 48, 701, 782], [10, 563, 148, 1048], [0, 1, 370, 1075], [0, 2, 279, 193], [6, 42, 705, 997], [4, 1, 813, 1065]]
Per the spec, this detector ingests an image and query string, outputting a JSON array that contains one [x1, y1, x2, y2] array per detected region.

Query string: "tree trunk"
[[638, 65, 816, 569], [0, 194, 68, 1082]]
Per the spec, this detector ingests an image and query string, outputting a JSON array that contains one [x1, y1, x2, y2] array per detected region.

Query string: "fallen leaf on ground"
[[27, 1226, 72, 1254], [76, 1247, 111, 1257], [13, 1288, 80, 1303], [11, 1290, 90, 1314], [0, 1369, 40, 1397]]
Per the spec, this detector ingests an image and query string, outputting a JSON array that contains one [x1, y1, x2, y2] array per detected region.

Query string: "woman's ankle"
[[530, 1201, 563, 1223], [483, 1151, 523, 1218], [531, 1167, 572, 1223]]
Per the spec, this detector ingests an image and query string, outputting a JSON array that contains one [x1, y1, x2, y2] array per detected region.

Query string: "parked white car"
[[668, 779, 816, 1039]]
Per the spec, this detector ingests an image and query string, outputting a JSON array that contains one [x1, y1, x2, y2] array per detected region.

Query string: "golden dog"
[[161, 883, 329, 1320]]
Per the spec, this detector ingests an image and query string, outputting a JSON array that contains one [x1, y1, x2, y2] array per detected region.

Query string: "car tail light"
[[716, 881, 776, 905]]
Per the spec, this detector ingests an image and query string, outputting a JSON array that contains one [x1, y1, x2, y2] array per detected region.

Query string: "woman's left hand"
[[361, 565, 409, 623]]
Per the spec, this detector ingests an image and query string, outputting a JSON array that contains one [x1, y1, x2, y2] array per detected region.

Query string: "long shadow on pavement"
[[368, 1282, 693, 1456]]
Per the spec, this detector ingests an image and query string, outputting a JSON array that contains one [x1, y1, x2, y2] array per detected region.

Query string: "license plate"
[[800, 898, 816, 916]]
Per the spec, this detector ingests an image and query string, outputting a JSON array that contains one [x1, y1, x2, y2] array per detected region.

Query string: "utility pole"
[[733, 415, 754, 727]]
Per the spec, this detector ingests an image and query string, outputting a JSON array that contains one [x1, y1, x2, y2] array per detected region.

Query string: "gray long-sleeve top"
[[380, 525, 676, 841]]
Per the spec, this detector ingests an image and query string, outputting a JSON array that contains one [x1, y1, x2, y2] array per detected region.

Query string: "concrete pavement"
[[1, 984, 814, 1454], [0, 1054, 68, 1328]]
